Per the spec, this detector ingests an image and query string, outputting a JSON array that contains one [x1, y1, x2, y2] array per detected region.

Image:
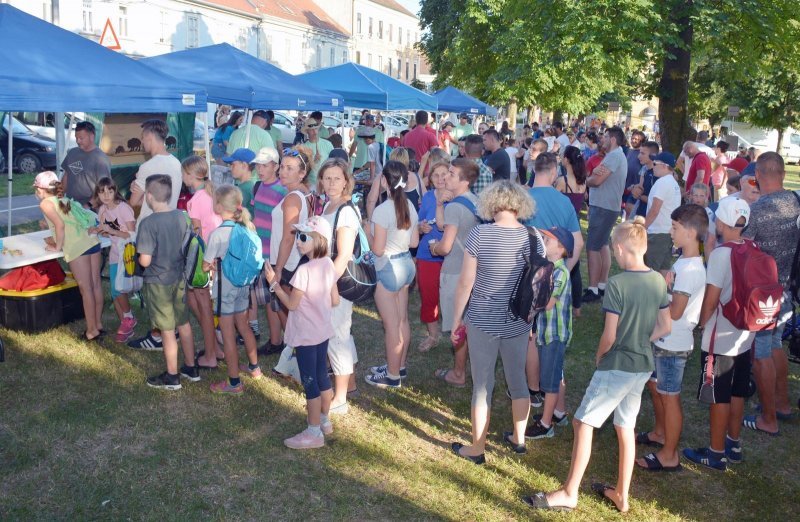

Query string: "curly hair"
[[477, 180, 535, 221]]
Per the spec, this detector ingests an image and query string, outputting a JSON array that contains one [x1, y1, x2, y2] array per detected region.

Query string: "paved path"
[[0, 194, 44, 229]]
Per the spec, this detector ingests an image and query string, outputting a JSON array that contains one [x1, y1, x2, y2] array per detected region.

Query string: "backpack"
[[220, 220, 264, 287], [721, 239, 782, 331], [508, 227, 554, 322], [181, 212, 210, 289]]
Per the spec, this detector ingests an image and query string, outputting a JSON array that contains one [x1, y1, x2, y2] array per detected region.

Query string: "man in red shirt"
[[404, 110, 439, 161], [683, 141, 712, 194]]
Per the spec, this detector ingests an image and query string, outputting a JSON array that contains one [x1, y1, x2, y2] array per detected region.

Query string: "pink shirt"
[[404, 126, 439, 162], [187, 189, 223, 244], [284, 257, 336, 347], [98, 201, 135, 263]]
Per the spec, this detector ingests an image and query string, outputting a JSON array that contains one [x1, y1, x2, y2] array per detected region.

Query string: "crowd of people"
[[38, 109, 799, 512]]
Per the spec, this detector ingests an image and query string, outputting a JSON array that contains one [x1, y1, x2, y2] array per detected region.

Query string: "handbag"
[[331, 201, 376, 303], [273, 345, 301, 384]]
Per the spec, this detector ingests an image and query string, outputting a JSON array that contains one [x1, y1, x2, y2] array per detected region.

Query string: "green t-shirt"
[[353, 126, 384, 168], [266, 126, 282, 149], [305, 138, 334, 188], [453, 123, 474, 140], [236, 179, 256, 218], [598, 269, 669, 373], [227, 124, 275, 155]]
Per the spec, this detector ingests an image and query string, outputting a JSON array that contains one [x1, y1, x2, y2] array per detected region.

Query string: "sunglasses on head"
[[283, 148, 307, 170]]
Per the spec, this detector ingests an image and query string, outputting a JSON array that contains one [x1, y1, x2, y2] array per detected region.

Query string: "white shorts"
[[327, 297, 358, 375]]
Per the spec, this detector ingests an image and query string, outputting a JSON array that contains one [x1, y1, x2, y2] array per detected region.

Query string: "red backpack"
[[721, 239, 782, 331]]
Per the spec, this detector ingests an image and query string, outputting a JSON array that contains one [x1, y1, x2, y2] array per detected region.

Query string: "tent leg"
[[203, 111, 211, 169], [244, 109, 253, 149], [7, 114, 13, 236]]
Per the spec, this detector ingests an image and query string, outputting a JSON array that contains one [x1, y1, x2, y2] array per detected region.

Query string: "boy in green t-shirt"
[[525, 217, 671, 513]]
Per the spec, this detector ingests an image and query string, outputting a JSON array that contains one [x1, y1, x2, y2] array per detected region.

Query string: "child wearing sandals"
[[636, 204, 707, 472], [92, 177, 136, 342], [526, 217, 671, 513], [265, 216, 339, 449], [205, 185, 261, 395]]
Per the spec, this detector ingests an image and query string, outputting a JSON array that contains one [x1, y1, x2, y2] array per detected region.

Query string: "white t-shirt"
[[655, 256, 706, 351], [556, 133, 571, 155], [371, 199, 418, 259], [368, 142, 383, 174], [701, 243, 756, 356], [647, 174, 681, 234], [134, 153, 182, 226], [505, 147, 519, 179]]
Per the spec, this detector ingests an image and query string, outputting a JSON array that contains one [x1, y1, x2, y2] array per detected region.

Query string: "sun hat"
[[293, 215, 332, 244], [715, 196, 750, 228]]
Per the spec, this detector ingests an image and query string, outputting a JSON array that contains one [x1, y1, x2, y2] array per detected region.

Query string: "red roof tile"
[[203, 0, 349, 35]]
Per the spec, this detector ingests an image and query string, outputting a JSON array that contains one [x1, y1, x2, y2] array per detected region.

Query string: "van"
[[720, 120, 800, 164]]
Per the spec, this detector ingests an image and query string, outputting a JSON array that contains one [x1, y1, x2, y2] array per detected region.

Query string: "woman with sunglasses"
[[270, 147, 314, 336], [318, 158, 361, 412], [364, 161, 420, 389]]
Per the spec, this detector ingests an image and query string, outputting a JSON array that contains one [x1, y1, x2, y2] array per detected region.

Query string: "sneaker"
[[365, 373, 401, 389], [683, 447, 727, 471], [502, 431, 527, 454], [725, 437, 743, 464], [581, 289, 603, 303], [115, 316, 137, 343], [257, 341, 285, 356], [329, 402, 349, 415], [146, 372, 181, 390], [239, 363, 264, 379], [321, 420, 334, 436], [533, 411, 569, 427], [525, 419, 555, 440], [127, 332, 163, 351], [249, 323, 261, 341], [368, 363, 407, 380], [210, 380, 244, 395], [529, 391, 544, 408], [179, 365, 201, 382], [284, 428, 325, 449]]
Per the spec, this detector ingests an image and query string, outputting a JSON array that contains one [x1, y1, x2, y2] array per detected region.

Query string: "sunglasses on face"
[[297, 233, 311, 243], [745, 177, 759, 188]]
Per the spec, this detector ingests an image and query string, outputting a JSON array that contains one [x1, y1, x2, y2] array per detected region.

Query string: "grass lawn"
[[2, 173, 800, 520], [0, 173, 35, 199]]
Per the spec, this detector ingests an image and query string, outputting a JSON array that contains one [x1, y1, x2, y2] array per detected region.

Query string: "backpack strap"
[[253, 181, 262, 197], [451, 195, 478, 217], [789, 191, 800, 302], [331, 201, 360, 259]]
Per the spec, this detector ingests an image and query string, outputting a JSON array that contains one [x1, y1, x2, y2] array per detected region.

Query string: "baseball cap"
[[33, 171, 59, 189], [541, 226, 574, 257], [293, 215, 332, 245], [252, 147, 279, 165], [252, 110, 269, 119], [727, 157, 749, 173], [715, 196, 750, 228], [741, 161, 757, 176], [223, 148, 256, 164], [458, 112, 469, 119], [652, 152, 676, 168]]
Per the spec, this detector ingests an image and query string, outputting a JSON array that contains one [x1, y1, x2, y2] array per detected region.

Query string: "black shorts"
[[697, 350, 751, 404]]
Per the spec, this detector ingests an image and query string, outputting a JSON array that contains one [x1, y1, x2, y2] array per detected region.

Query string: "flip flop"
[[742, 415, 780, 436], [197, 350, 225, 363], [636, 452, 682, 472], [591, 482, 623, 513], [434, 368, 467, 388], [522, 492, 573, 512], [635, 431, 663, 447], [754, 403, 795, 421], [196, 363, 219, 371]]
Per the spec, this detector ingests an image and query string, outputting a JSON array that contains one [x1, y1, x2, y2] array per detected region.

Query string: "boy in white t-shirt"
[[636, 204, 708, 472], [644, 152, 682, 276], [683, 197, 754, 471]]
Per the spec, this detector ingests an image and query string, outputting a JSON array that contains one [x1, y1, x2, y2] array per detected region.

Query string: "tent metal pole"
[[244, 109, 253, 149], [55, 112, 65, 178], [7, 114, 13, 235], [203, 111, 211, 169]]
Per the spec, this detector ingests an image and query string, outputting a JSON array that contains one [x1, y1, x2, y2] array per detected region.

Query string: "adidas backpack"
[[509, 227, 554, 322], [220, 220, 264, 287], [181, 212, 210, 289], [721, 239, 782, 331]]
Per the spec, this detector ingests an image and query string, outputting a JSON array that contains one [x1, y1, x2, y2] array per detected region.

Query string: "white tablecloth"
[[0, 230, 110, 270]]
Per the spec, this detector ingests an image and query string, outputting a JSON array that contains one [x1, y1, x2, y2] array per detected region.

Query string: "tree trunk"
[[552, 110, 564, 125], [507, 98, 518, 136], [526, 105, 534, 125], [776, 127, 785, 154], [657, 0, 693, 156]]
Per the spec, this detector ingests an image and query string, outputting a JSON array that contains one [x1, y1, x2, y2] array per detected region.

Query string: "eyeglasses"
[[282, 148, 307, 170], [297, 233, 310, 243]]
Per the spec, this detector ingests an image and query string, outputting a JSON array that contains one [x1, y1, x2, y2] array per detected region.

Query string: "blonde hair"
[[389, 147, 410, 168], [214, 184, 254, 231], [477, 180, 535, 221], [305, 231, 329, 259], [612, 215, 647, 253], [182, 155, 214, 198]]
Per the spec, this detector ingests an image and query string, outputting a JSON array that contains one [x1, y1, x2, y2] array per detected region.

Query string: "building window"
[[42, 2, 52, 22], [237, 27, 248, 50], [389, 24, 393, 42], [407, 30, 410, 46], [398, 27, 402, 45], [316, 44, 322, 67], [343, 49, 348, 63], [405, 59, 409, 80], [367, 53, 372, 67], [82, 0, 93, 33], [368, 17, 373, 37], [356, 51, 361, 64], [330, 47, 335, 66], [266, 35, 273, 61], [414, 32, 418, 43], [413, 62, 417, 79], [187, 15, 199, 48], [378, 21, 383, 39], [397, 58, 401, 78], [356, 13, 361, 34], [118, 6, 128, 37], [388, 60, 393, 77], [285, 38, 291, 64], [378, 56, 383, 72]]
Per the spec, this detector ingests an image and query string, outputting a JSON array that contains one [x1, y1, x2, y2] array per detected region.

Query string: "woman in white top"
[[318, 158, 360, 413], [365, 161, 419, 389], [270, 147, 312, 332]]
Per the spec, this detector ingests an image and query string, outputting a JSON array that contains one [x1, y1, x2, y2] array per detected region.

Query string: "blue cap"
[[741, 161, 757, 176], [328, 148, 349, 162], [652, 152, 676, 169], [541, 226, 574, 257], [223, 148, 256, 164]]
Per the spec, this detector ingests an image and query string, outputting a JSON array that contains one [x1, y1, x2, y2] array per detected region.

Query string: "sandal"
[[197, 350, 225, 363], [754, 403, 795, 421], [742, 415, 780, 436], [591, 482, 623, 513], [636, 452, 682, 472], [417, 335, 440, 353], [434, 368, 467, 388], [635, 431, 663, 447], [522, 492, 573, 512]]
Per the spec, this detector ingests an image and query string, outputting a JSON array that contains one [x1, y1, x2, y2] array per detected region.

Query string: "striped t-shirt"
[[464, 224, 532, 338], [253, 179, 288, 260]]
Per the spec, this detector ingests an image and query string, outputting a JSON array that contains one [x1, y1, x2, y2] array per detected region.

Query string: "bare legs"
[[69, 252, 103, 339], [374, 283, 410, 376]]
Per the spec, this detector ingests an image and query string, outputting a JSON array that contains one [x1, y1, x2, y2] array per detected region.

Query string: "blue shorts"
[[753, 298, 792, 359], [574, 370, 651, 429], [538, 340, 566, 394], [376, 251, 415, 292], [651, 346, 690, 395]]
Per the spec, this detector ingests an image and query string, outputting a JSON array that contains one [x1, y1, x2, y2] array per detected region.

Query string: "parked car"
[[272, 112, 298, 146], [11, 111, 82, 149], [0, 114, 57, 174]]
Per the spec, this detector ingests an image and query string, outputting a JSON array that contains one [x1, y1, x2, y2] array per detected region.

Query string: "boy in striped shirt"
[[526, 226, 574, 440]]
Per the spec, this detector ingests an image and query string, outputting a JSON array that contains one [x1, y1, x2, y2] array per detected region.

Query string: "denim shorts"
[[753, 298, 792, 359], [538, 340, 566, 394], [651, 347, 691, 395], [574, 370, 651, 429], [376, 251, 416, 292]]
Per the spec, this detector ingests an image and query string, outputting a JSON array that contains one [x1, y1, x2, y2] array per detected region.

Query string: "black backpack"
[[508, 227, 554, 322]]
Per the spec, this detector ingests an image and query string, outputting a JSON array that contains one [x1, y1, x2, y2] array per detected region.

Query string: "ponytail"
[[382, 160, 411, 230], [53, 181, 71, 215], [215, 184, 255, 231]]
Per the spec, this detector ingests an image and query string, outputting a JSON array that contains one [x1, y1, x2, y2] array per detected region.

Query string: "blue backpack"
[[220, 220, 264, 287]]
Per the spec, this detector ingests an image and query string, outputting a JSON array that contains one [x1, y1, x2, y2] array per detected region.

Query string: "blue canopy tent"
[[299, 62, 437, 111], [0, 4, 208, 233], [142, 44, 343, 111], [434, 86, 497, 117]]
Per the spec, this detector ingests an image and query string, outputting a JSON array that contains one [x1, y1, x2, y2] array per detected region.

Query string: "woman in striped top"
[[450, 180, 536, 464]]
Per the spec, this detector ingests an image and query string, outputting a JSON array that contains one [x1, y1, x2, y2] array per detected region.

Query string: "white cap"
[[293, 215, 332, 245], [252, 147, 280, 165], [715, 196, 750, 228]]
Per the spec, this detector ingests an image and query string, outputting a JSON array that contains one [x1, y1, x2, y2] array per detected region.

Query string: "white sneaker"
[[284, 428, 325, 449], [321, 420, 333, 435]]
